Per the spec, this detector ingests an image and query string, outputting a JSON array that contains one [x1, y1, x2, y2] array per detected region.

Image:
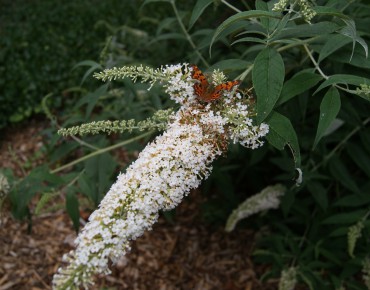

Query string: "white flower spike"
[[53, 63, 269, 289]]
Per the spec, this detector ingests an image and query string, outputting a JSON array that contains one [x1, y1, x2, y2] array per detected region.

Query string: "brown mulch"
[[0, 120, 278, 290]]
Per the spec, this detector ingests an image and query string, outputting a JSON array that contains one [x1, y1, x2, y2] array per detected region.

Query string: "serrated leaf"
[[307, 181, 328, 211], [252, 47, 285, 123], [328, 155, 361, 194], [266, 111, 301, 167], [188, 0, 213, 30], [277, 70, 322, 105], [210, 10, 280, 53], [66, 188, 80, 232], [313, 87, 341, 148]]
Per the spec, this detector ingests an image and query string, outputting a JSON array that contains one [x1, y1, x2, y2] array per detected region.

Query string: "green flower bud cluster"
[[356, 84, 370, 100], [297, 0, 316, 22], [94, 65, 172, 90], [273, 0, 316, 23], [58, 109, 174, 137], [272, 0, 289, 12], [348, 219, 365, 257]]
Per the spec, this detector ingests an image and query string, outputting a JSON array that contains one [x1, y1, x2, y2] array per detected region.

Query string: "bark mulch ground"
[[0, 120, 278, 290]]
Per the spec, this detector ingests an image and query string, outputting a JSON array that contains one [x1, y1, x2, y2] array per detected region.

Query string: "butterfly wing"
[[191, 65, 240, 102], [191, 65, 209, 98], [208, 80, 241, 101]]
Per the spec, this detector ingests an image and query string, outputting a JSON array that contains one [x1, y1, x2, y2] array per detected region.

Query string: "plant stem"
[[312, 117, 370, 172], [303, 44, 328, 80], [50, 131, 154, 174], [221, 0, 241, 13], [171, 1, 209, 68]]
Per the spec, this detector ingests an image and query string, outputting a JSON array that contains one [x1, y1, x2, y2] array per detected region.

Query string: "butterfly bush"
[[53, 63, 269, 289]]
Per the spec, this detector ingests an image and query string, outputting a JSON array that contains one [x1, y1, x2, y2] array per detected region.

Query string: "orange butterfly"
[[191, 65, 240, 102]]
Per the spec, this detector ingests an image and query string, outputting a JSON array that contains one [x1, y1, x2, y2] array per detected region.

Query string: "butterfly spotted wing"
[[191, 65, 240, 102]]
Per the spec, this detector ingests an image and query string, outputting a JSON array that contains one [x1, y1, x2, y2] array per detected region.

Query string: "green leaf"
[[210, 10, 280, 52], [9, 166, 63, 220], [328, 155, 361, 194], [66, 188, 80, 232], [72, 60, 103, 86], [329, 46, 370, 69], [209, 59, 250, 71], [84, 152, 117, 206], [188, 0, 214, 30], [74, 84, 109, 119], [314, 74, 370, 94], [277, 70, 322, 105], [334, 193, 370, 208], [307, 181, 328, 211], [322, 210, 366, 225], [280, 189, 295, 216], [252, 47, 285, 123], [149, 33, 186, 43], [339, 19, 368, 60], [313, 87, 341, 148], [232, 36, 266, 46], [318, 34, 352, 63], [272, 22, 339, 40], [255, 0, 279, 33], [266, 111, 301, 167], [49, 142, 80, 163], [347, 143, 370, 178], [141, 0, 172, 7], [313, 6, 351, 21]]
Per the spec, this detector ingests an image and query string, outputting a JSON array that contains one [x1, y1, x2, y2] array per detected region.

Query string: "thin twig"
[[171, 1, 209, 68], [312, 117, 370, 172], [303, 44, 329, 80], [51, 131, 154, 174]]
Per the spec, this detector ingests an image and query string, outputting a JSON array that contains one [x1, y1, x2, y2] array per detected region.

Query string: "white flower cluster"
[[53, 113, 222, 289], [53, 63, 269, 289], [225, 184, 286, 232], [162, 64, 198, 106], [223, 97, 269, 149]]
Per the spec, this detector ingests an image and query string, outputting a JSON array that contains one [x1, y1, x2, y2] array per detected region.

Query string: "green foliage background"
[[1, 0, 370, 289], [0, 0, 146, 127]]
